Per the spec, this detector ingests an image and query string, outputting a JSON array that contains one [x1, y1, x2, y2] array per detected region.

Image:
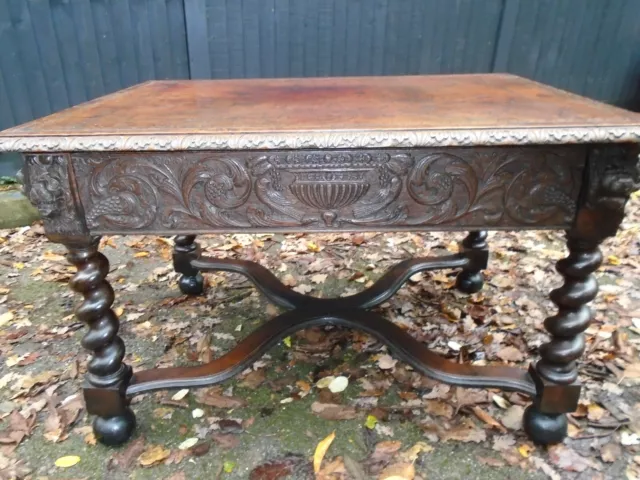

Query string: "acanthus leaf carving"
[[72, 148, 585, 233], [572, 145, 640, 241], [22, 154, 88, 237]]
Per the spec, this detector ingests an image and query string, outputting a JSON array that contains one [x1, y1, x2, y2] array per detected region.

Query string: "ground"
[[0, 195, 639, 480]]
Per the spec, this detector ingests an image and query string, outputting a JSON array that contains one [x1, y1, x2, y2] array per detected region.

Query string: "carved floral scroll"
[[71, 147, 585, 233]]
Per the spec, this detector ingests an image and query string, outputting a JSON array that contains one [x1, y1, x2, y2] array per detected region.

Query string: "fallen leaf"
[[249, 454, 312, 480], [317, 376, 335, 389], [518, 444, 534, 458], [292, 284, 313, 294], [529, 456, 562, 480], [587, 403, 607, 422], [496, 346, 525, 363], [472, 406, 507, 433], [600, 442, 621, 463], [314, 431, 336, 473], [500, 405, 525, 431], [43, 251, 66, 262], [55, 455, 80, 468], [138, 445, 171, 467], [328, 376, 349, 393], [192, 408, 204, 418], [195, 389, 246, 409], [241, 370, 266, 389], [311, 402, 358, 420], [377, 355, 397, 370], [492, 434, 516, 452], [607, 255, 621, 266], [110, 437, 146, 470], [282, 274, 297, 287], [424, 400, 454, 419], [307, 241, 321, 252], [548, 444, 599, 472], [441, 419, 487, 443], [365, 415, 378, 430], [311, 274, 328, 284], [0, 311, 14, 327], [492, 395, 510, 409], [212, 433, 240, 449], [223, 460, 236, 472], [172, 389, 189, 401], [178, 438, 198, 450], [400, 442, 433, 462], [378, 461, 415, 479], [621, 431, 640, 446], [317, 456, 346, 478]]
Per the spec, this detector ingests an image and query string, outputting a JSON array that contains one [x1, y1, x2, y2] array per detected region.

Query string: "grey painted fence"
[[1, 0, 639, 135]]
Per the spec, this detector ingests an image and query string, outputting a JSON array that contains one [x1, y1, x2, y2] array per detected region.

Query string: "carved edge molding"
[[22, 154, 88, 239], [2, 126, 640, 152]]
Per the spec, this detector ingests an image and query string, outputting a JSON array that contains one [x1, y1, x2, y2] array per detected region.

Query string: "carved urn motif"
[[289, 170, 370, 211]]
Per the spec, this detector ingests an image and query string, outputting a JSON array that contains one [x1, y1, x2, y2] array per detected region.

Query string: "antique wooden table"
[[1, 74, 639, 447]]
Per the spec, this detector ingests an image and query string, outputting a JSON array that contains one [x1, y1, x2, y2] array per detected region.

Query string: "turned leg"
[[524, 234, 602, 444], [66, 237, 135, 446], [456, 230, 488, 293], [173, 235, 204, 295]]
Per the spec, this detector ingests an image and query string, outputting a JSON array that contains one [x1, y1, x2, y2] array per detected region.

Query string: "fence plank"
[[0, 0, 638, 134], [492, 0, 640, 107]]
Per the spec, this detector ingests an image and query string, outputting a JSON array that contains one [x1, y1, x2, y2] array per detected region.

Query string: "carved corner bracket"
[[573, 145, 640, 242], [22, 154, 88, 240]]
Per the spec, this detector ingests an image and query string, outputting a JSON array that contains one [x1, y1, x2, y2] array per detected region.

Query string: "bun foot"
[[93, 408, 136, 446], [178, 272, 204, 295], [455, 270, 484, 294], [523, 405, 567, 445]]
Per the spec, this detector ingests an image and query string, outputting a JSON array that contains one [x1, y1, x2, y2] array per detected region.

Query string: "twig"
[[573, 422, 626, 440], [587, 420, 629, 429]]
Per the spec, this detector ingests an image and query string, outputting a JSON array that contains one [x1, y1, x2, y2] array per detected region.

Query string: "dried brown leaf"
[[548, 444, 600, 472], [471, 406, 507, 433], [249, 454, 312, 480], [195, 389, 246, 409], [600, 442, 621, 463], [441, 419, 487, 443], [311, 402, 358, 420], [495, 346, 525, 363], [138, 444, 171, 467], [211, 433, 240, 450]]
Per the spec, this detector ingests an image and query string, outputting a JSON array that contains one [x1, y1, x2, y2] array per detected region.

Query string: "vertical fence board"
[[7, 0, 51, 118], [27, 0, 70, 112], [492, 0, 640, 107], [0, 0, 190, 131], [0, 62, 15, 130], [1, 0, 639, 135]]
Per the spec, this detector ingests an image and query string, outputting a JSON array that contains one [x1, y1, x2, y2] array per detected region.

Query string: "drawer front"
[[71, 146, 586, 234]]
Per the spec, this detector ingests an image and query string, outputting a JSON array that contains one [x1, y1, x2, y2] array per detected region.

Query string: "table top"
[[2, 74, 639, 152]]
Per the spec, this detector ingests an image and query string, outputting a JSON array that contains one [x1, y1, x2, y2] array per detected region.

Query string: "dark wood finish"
[[65, 237, 135, 446], [3, 75, 639, 139], [522, 144, 640, 445], [128, 308, 535, 397], [190, 251, 486, 311], [5, 75, 640, 447], [69, 147, 585, 234], [456, 231, 489, 294], [22, 154, 88, 241], [173, 235, 204, 295]]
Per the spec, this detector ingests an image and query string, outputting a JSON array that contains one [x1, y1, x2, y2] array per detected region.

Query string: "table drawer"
[[69, 146, 586, 234]]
